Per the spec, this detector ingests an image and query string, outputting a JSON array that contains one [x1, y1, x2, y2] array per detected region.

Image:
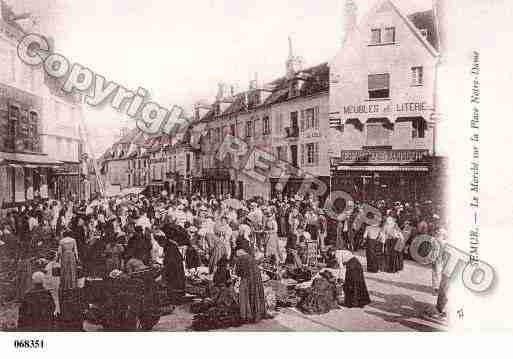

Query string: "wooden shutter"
[[300, 144, 305, 166], [314, 142, 319, 165], [314, 107, 320, 129], [300, 110, 305, 132]]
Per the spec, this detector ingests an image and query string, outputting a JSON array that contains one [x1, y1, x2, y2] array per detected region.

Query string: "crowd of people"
[[0, 190, 448, 331]]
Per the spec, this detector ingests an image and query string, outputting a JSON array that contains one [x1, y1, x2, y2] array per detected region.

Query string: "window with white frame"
[[245, 120, 252, 138], [383, 27, 396, 43], [263, 116, 270, 135], [303, 107, 320, 130], [371, 29, 381, 44], [411, 67, 424, 86], [371, 27, 396, 44], [276, 146, 286, 161]]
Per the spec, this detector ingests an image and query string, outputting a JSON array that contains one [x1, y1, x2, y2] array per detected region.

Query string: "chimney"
[[193, 101, 211, 121], [343, 0, 357, 45]]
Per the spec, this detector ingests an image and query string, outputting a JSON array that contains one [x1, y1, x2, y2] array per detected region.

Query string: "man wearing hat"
[[17, 272, 55, 331]]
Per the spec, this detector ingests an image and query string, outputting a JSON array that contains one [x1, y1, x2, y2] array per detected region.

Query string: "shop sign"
[[336, 149, 429, 164], [342, 102, 429, 115], [336, 165, 429, 172]]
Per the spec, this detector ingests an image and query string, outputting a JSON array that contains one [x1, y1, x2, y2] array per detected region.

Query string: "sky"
[[8, 0, 433, 155]]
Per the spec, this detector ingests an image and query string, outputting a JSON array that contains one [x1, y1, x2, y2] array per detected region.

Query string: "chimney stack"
[[343, 0, 357, 45]]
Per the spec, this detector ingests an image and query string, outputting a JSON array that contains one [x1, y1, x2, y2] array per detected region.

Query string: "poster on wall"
[[14, 167, 25, 203]]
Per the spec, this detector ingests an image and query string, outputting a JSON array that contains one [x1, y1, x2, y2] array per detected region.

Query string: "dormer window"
[[289, 81, 300, 98]]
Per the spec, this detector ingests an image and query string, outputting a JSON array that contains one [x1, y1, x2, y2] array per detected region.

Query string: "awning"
[[0, 152, 63, 167]]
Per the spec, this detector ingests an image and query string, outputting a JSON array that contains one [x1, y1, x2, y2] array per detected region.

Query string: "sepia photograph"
[[0, 0, 509, 343]]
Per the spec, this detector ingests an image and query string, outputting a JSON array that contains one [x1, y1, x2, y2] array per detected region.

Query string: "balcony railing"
[[285, 126, 299, 138]]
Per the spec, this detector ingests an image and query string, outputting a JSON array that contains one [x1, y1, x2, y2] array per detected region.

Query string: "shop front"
[[330, 149, 433, 203], [0, 153, 61, 208], [193, 168, 235, 198]]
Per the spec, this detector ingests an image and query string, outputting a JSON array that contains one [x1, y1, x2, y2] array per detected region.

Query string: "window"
[[254, 118, 261, 138], [215, 127, 221, 143], [371, 29, 381, 44], [368, 73, 390, 99], [8, 106, 19, 150], [289, 81, 300, 98], [306, 143, 315, 165], [245, 121, 252, 138], [303, 107, 320, 130], [275, 113, 283, 135], [230, 124, 236, 136], [412, 119, 426, 138], [302, 143, 319, 166], [290, 111, 298, 129], [383, 27, 396, 43], [29, 111, 38, 152], [263, 116, 270, 135], [411, 67, 424, 86], [366, 119, 392, 147], [276, 146, 286, 161], [420, 29, 428, 38]]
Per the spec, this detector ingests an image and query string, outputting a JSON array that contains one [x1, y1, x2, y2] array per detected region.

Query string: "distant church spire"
[[343, 0, 357, 45], [286, 35, 303, 79]]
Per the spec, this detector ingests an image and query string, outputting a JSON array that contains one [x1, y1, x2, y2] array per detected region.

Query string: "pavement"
[[1, 251, 447, 332], [150, 252, 446, 332]]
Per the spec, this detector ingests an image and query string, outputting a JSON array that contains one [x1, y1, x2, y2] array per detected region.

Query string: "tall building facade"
[[189, 40, 330, 201], [329, 0, 440, 202], [0, 1, 62, 208]]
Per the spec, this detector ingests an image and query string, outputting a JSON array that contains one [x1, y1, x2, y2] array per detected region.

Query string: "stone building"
[[189, 37, 330, 201], [0, 1, 61, 207], [328, 0, 441, 202]]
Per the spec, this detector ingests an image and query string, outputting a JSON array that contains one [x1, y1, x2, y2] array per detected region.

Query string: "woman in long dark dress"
[[364, 221, 381, 273], [235, 246, 266, 323], [382, 218, 404, 273], [342, 251, 371, 308], [156, 233, 186, 304]]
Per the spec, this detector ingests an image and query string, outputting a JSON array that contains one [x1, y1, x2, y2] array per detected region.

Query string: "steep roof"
[[408, 9, 439, 51], [205, 62, 330, 121]]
